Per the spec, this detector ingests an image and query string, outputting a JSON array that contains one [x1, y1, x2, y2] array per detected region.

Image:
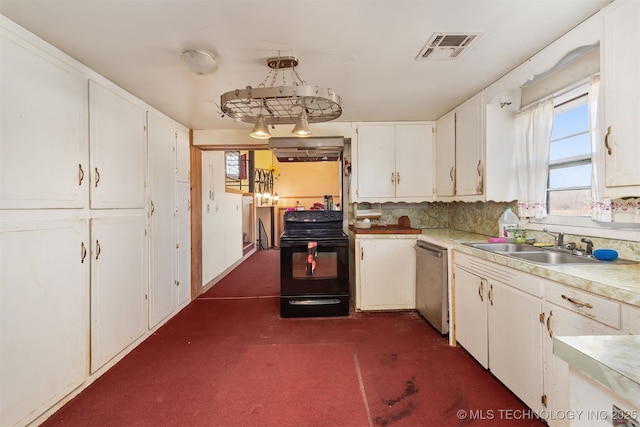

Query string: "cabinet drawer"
[[544, 281, 620, 330]]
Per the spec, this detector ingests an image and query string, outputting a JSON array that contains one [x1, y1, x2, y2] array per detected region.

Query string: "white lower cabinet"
[[489, 281, 544, 413], [453, 267, 488, 368], [568, 369, 640, 427], [542, 282, 622, 427], [0, 218, 89, 427], [454, 253, 544, 413], [355, 237, 417, 310], [90, 214, 148, 373]]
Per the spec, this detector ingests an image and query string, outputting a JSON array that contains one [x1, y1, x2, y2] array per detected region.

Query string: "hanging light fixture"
[[291, 110, 311, 137], [220, 54, 343, 139], [249, 114, 271, 139]]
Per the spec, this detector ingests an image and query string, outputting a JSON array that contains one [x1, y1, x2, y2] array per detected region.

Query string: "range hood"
[[268, 137, 344, 162]]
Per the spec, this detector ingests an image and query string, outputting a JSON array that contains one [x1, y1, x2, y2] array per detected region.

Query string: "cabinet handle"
[[477, 160, 482, 176], [360, 247, 364, 261], [78, 164, 84, 186], [391, 172, 395, 184], [604, 126, 612, 155], [95, 239, 101, 260], [488, 283, 493, 306], [546, 310, 553, 338], [150, 200, 155, 216], [396, 172, 400, 184], [81, 242, 87, 263], [449, 166, 454, 181], [561, 294, 593, 309], [94, 167, 100, 187], [478, 280, 484, 302]]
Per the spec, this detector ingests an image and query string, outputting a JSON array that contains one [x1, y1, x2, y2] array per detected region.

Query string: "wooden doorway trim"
[[189, 132, 203, 299]]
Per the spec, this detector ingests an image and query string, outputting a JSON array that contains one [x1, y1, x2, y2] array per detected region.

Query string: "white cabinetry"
[[89, 80, 147, 209], [0, 26, 87, 209], [90, 215, 147, 372], [148, 112, 178, 328], [455, 95, 484, 196], [0, 16, 190, 426], [454, 253, 544, 412], [436, 95, 484, 198], [354, 123, 435, 202], [355, 237, 417, 310], [602, 0, 640, 195], [1, 218, 89, 427], [542, 281, 622, 427], [435, 92, 517, 202]]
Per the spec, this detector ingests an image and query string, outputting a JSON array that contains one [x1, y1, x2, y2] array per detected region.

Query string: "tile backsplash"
[[355, 201, 639, 261]]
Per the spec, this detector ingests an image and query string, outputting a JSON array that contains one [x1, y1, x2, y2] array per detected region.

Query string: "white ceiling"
[[0, 0, 612, 131]]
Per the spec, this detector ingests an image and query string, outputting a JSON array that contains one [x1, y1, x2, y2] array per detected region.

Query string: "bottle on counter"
[[498, 207, 520, 242]]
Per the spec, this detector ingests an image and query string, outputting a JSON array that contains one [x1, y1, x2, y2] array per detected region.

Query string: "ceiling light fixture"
[[290, 110, 312, 137], [249, 114, 271, 139], [180, 49, 218, 75], [220, 54, 343, 139]]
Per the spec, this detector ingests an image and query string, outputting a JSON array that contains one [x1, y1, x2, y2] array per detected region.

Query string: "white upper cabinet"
[[354, 122, 435, 203], [0, 26, 87, 209], [602, 0, 640, 194], [455, 95, 485, 196], [176, 127, 191, 183], [435, 91, 517, 202], [89, 80, 147, 209], [435, 111, 456, 197]]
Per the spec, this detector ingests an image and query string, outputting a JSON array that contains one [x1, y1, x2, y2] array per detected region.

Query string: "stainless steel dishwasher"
[[415, 240, 448, 334]]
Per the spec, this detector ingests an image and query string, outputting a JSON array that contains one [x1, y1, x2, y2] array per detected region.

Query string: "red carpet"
[[39, 250, 545, 427], [200, 249, 280, 298]]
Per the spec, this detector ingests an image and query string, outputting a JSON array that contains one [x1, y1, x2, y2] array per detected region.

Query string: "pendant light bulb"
[[291, 111, 312, 137], [250, 114, 271, 139]]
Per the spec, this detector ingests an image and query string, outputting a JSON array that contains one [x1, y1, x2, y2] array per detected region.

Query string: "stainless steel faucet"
[[580, 238, 594, 255], [542, 228, 564, 248]]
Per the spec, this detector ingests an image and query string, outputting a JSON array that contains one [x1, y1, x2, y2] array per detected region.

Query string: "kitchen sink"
[[464, 242, 637, 265], [466, 243, 543, 253], [507, 251, 601, 265]]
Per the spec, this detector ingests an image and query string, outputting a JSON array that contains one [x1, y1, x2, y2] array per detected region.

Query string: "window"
[[546, 92, 592, 216]]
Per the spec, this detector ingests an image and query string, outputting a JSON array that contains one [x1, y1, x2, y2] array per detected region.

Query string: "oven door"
[[280, 238, 349, 317]]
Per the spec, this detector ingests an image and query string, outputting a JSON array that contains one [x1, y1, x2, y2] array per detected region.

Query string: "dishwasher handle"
[[416, 241, 446, 258]]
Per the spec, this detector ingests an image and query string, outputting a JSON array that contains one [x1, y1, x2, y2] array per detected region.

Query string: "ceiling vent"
[[416, 33, 482, 61]]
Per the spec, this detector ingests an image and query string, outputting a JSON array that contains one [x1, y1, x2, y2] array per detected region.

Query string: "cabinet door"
[[90, 215, 147, 373], [489, 281, 543, 413], [603, 0, 640, 189], [176, 127, 191, 183], [435, 112, 456, 196], [148, 112, 177, 328], [455, 95, 484, 196], [358, 238, 416, 310], [542, 302, 617, 427], [453, 267, 488, 368], [89, 80, 147, 209], [0, 28, 87, 209], [395, 124, 435, 199], [355, 125, 396, 199], [1, 218, 89, 427], [177, 181, 191, 305]]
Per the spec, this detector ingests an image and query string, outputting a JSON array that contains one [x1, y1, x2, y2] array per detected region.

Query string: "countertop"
[[554, 335, 640, 409], [417, 228, 640, 309]]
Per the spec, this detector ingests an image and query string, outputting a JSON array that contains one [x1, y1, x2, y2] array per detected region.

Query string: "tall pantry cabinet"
[[0, 16, 190, 427]]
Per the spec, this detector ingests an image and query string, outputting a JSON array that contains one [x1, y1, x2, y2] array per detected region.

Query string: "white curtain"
[[588, 75, 613, 222], [515, 99, 554, 218]]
